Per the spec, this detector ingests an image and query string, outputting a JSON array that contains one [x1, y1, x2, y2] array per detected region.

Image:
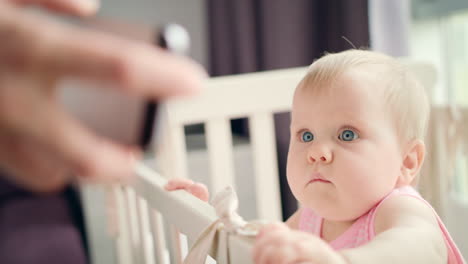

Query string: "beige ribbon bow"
[[183, 186, 264, 264]]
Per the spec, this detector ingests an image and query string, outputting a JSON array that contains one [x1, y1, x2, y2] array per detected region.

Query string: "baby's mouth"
[[309, 178, 331, 183], [308, 172, 331, 184]]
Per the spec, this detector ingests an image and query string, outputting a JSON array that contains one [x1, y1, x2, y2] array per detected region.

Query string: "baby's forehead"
[[292, 71, 394, 121], [295, 68, 386, 101]]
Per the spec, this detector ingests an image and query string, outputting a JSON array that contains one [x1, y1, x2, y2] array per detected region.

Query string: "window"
[[411, 1, 468, 199]]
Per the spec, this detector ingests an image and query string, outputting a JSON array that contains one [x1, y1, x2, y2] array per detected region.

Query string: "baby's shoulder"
[[373, 193, 439, 235]]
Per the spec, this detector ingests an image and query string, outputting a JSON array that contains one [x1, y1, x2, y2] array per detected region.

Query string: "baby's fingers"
[[164, 178, 194, 191], [256, 222, 289, 239], [165, 179, 209, 202], [253, 223, 289, 263], [187, 183, 209, 202]]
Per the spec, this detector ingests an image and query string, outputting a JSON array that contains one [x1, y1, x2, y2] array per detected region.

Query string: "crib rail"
[[132, 163, 217, 240], [110, 163, 256, 264]]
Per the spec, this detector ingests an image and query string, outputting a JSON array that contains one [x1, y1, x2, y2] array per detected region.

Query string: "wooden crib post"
[[215, 229, 229, 264], [149, 210, 170, 264], [123, 187, 144, 264], [135, 197, 155, 264], [114, 186, 134, 264], [169, 226, 184, 264], [205, 118, 236, 192], [157, 106, 189, 180], [249, 113, 282, 221]]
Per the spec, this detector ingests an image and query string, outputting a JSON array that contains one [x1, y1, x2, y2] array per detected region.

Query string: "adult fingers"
[[0, 4, 206, 98], [7, 0, 98, 16], [0, 131, 70, 193], [38, 21, 207, 98], [52, 119, 137, 183], [0, 73, 137, 185], [24, 99, 136, 183], [6, 74, 139, 184]]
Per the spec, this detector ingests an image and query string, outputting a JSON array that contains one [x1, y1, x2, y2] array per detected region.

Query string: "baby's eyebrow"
[[339, 115, 368, 126], [339, 120, 370, 132], [341, 119, 362, 126], [289, 114, 370, 131]]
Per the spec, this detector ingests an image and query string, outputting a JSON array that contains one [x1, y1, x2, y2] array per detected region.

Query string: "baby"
[[166, 49, 465, 264]]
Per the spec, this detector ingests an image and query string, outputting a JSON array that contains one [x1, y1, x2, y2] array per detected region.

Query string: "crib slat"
[[124, 187, 144, 264], [150, 210, 170, 264], [215, 230, 229, 264], [249, 113, 282, 221], [114, 186, 134, 264], [205, 118, 236, 192], [157, 122, 188, 179], [228, 235, 255, 264], [80, 185, 118, 264], [136, 197, 155, 264], [169, 226, 184, 264]]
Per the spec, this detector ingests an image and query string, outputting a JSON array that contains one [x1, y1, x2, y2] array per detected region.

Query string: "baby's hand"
[[252, 222, 347, 264], [164, 178, 210, 202]]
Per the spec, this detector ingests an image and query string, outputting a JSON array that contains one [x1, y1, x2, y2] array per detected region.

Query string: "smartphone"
[[59, 22, 190, 151], [139, 24, 190, 150]]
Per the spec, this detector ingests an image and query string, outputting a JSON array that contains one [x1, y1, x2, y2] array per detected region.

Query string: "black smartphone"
[[59, 22, 190, 151], [139, 24, 190, 150]]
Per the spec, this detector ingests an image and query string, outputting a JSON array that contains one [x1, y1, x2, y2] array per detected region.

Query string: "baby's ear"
[[398, 139, 425, 186]]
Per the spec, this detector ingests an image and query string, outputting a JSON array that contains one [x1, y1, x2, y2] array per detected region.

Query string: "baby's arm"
[[340, 195, 447, 264], [164, 178, 210, 202]]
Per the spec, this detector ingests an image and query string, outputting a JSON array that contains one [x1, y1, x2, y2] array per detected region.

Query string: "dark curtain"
[[0, 175, 88, 264], [207, 0, 370, 220]]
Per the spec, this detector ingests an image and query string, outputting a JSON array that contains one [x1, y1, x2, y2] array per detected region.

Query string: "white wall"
[[97, 0, 208, 67]]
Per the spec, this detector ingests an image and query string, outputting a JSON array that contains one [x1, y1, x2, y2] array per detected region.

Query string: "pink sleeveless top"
[[299, 186, 465, 264]]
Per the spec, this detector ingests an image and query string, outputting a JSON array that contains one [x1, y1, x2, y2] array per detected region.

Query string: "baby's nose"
[[309, 155, 329, 162], [308, 146, 332, 164]]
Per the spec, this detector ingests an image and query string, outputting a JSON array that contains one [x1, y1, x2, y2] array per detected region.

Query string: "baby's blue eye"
[[301, 131, 314, 142], [339, 130, 359, 141]]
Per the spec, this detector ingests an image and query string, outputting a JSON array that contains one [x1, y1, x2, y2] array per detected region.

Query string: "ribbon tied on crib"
[[183, 186, 265, 264]]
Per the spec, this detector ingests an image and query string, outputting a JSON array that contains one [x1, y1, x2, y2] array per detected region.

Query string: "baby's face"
[[287, 69, 403, 221]]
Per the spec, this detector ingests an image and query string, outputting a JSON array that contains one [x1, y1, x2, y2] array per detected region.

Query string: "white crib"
[[80, 61, 468, 264]]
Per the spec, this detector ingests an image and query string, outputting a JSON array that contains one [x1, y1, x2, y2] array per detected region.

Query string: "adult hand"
[[0, 0, 206, 193], [252, 222, 348, 264]]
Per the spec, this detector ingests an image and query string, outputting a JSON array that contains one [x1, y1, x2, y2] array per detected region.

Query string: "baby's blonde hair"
[[299, 49, 430, 147]]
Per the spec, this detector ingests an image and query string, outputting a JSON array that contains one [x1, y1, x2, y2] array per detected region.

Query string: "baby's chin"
[[304, 199, 372, 222]]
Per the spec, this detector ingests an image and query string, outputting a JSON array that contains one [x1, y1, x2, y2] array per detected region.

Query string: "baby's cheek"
[[337, 160, 370, 186], [286, 163, 305, 198], [337, 163, 383, 210]]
